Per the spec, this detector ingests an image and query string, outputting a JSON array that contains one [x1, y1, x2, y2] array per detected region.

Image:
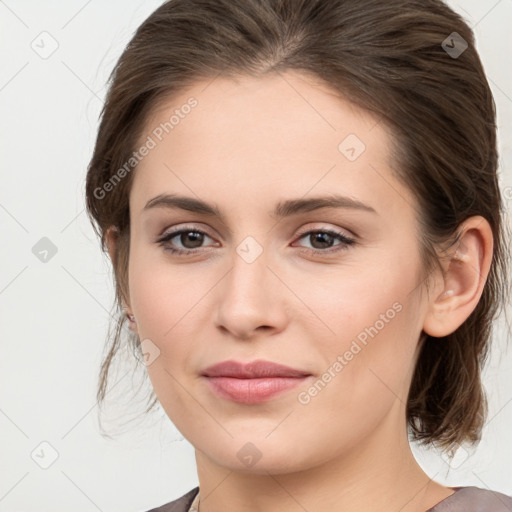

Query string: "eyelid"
[[158, 221, 212, 237], [157, 225, 217, 247], [295, 223, 356, 240], [158, 222, 356, 241], [156, 222, 357, 257], [291, 227, 356, 254]]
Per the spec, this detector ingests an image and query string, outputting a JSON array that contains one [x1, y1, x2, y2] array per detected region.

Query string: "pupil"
[[182, 232, 203, 248], [311, 232, 332, 249]]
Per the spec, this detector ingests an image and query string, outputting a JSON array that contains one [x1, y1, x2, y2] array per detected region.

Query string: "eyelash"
[[156, 225, 356, 257]]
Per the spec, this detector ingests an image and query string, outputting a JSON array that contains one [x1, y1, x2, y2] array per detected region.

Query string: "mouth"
[[201, 359, 312, 404], [201, 359, 311, 378]]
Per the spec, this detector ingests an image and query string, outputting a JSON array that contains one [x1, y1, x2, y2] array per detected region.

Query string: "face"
[[124, 70, 431, 474]]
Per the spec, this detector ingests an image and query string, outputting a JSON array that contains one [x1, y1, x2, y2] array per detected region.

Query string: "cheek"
[[126, 253, 206, 419], [128, 246, 211, 338], [315, 273, 423, 417], [293, 306, 419, 453]]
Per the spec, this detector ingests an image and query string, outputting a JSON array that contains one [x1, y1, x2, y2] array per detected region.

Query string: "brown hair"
[[85, 0, 510, 454]]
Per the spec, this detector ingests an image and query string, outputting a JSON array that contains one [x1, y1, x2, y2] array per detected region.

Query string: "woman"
[[85, 0, 511, 510]]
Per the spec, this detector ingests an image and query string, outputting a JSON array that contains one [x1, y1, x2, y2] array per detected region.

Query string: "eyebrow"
[[143, 193, 377, 220]]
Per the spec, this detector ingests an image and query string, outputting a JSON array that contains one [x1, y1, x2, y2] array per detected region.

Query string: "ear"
[[105, 225, 119, 265], [105, 226, 138, 334], [422, 215, 493, 338]]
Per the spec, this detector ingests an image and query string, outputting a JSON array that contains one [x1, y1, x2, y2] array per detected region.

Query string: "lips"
[[201, 359, 312, 404], [201, 359, 311, 378]]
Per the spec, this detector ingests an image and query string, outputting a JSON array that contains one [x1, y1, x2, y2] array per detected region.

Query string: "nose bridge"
[[214, 234, 286, 337], [225, 236, 271, 305]]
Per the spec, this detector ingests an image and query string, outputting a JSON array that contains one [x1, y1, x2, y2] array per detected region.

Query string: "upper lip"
[[201, 359, 311, 378]]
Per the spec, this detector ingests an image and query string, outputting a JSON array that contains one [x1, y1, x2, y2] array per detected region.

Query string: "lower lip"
[[203, 376, 310, 404]]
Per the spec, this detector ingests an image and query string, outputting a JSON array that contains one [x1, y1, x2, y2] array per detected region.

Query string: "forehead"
[[130, 71, 414, 219], [139, 70, 381, 155]]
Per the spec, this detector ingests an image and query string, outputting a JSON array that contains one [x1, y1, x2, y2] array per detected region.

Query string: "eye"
[[157, 226, 216, 255], [293, 228, 356, 255], [156, 226, 356, 257]]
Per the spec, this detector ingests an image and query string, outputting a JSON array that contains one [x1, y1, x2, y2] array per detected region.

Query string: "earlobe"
[[125, 310, 138, 333], [422, 216, 493, 338]]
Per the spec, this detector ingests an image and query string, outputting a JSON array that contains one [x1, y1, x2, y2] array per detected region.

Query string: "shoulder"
[[142, 487, 199, 512], [429, 486, 512, 511]]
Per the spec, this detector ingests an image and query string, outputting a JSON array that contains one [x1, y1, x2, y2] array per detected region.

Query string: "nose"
[[214, 244, 288, 340]]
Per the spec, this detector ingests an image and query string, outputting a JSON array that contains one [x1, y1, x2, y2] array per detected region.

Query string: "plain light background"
[[1, 1, 511, 511]]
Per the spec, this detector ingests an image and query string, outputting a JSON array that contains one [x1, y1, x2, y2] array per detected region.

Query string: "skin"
[[106, 70, 493, 512]]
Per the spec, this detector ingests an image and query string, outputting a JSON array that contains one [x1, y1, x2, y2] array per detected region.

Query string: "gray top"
[[144, 485, 512, 512]]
